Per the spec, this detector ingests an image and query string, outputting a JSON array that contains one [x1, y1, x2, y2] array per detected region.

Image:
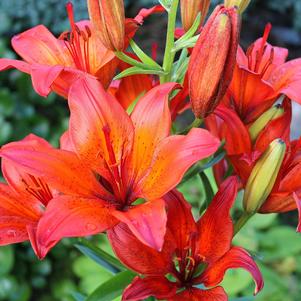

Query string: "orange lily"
[[0, 76, 219, 256], [0, 3, 163, 98], [225, 23, 301, 123], [0, 135, 59, 258], [108, 177, 263, 300]]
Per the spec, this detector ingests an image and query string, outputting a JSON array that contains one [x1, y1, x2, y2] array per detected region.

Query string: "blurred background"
[[0, 0, 300, 300]]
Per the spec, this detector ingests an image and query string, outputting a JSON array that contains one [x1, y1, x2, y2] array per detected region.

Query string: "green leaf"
[[71, 292, 86, 301], [130, 40, 162, 70], [199, 171, 215, 212], [114, 67, 166, 80], [230, 298, 255, 301], [74, 238, 125, 274], [176, 13, 201, 44], [85, 270, 136, 301], [0, 245, 14, 276]]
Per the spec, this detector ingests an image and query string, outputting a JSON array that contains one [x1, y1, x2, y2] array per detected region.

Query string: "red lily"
[[0, 76, 219, 257], [0, 135, 59, 258], [224, 23, 301, 123], [108, 177, 264, 301], [0, 4, 164, 98], [206, 100, 301, 231]]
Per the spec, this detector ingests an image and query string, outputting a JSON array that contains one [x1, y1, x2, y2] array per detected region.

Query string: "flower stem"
[[234, 212, 254, 235], [160, 0, 180, 83], [179, 118, 203, 135]]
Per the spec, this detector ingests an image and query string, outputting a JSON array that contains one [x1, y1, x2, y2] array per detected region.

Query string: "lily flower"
[[108, 177, 264, 301], [225, 23, 301, 123], [0, 76, 219, 257], [0, 3, 117, 98], [0, 135, 59, 258], [0, 3, 163, 98]]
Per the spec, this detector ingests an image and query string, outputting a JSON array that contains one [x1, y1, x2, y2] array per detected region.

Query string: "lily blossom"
[[0, 76, 219, 256], [0, 135, 59, 258], [0, 3, 117, 98], [108, 177, 264, 301], [225, 23, 301, 123]]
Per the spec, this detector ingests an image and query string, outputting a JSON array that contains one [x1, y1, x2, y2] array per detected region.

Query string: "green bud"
[[224, 0, 251, 14], [249, 105, 284, 142], [243, 139, 286, 213]]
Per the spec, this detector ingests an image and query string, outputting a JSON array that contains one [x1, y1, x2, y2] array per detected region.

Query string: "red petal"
[[269, 58, 301, 104], [171, 287, 227, 301], [125, 83, 179, 191], [0, 58, 30, 74], [37, 195, 117, 255], [201, 246, 264, 295], [122, 276, 176, 301], [164, 190, 197, 252], [108, 223, 175, 275], [138, 128, 220, 199], [134, 5, 165, 25], [68, 75, 134, 178], [0, 138, 111, 200], [197, 176, 238, 263], [294, 193, 301, 232], [12, 25, 67, 65], [112, 199, 167, 251], [207, 104, 251, 155]]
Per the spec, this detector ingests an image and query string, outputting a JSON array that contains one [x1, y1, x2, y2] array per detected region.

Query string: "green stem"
[[160, 0, 179, 83], [234, 212, 254, 235]]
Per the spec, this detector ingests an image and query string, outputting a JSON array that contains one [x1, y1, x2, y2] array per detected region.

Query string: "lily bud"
[[180, 0, 211, 31], [243, 139, 286, 214], [249, 104, 284, 142], [87, 0, 125, 51], [224, 0, 251, 14], [188, 5, 240, 118]]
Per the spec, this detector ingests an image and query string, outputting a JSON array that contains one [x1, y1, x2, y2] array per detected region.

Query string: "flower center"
[[59, 2, 92, 73], [22, 174, 53, 206]]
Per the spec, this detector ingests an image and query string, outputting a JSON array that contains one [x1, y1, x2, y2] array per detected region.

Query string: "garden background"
[[0, 0, 300, 300]]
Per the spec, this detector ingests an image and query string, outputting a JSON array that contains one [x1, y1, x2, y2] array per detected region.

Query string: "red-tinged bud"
[[87, 0, 125, 51], [188, 5, 240, 118], [180, 0, 211, 31], [224, 0, 251, 14]]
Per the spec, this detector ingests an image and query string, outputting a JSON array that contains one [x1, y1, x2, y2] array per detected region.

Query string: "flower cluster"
[[0, 0, 301, 300]]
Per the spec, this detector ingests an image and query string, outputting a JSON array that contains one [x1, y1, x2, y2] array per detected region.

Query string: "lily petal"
[[294, 193, 301, 232], [125, 83, 179, 189], [122, 276, 177, 301], [201, 246, 264, 295], [197, 176, 238, 263], [37, 195, 117, 255], [0, 138, 111, 200], [108, 223, 175, 275], [68, 75, 134, 177], [171, 287, 227, 301], [0, 58, 30, 74], [112, 199, 167, 251], [138, 128, 220, 200]]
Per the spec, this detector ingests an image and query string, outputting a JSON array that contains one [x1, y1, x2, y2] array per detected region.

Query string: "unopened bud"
[[188, 5, 240, 118], [243, 139, 286, 214], [224, 0, 251, 14], [87, 0, 125, 51], [180, 0, 211, 31], [249, 104, 284, 142]]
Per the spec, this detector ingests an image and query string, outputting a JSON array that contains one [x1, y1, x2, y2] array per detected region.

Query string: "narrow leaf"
[[71, 292, 86, 301], [130, 40, 162, 69], [199, 171, 215, 212], [114, 67, 166, 80], [86, 270, 136, 301], [74, 238, 125, 274]]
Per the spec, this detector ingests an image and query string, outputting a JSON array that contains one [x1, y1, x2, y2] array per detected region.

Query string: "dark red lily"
[[108, 177, 263, 301], [0, 76, 219, 257], [224, 23, 301, 123]]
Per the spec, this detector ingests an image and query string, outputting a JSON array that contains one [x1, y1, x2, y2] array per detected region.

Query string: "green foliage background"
[[0, 0, 300, 300]]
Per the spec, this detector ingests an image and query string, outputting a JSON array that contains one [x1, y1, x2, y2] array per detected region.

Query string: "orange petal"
[[171, 287, 227, 301], [112, 199, 167, 251], [37, 195, 117, 255], [125, 83, 179, 190], [137, 128, 220, 200], [0, 137, 111, 200], [68, 76, 134, 178]]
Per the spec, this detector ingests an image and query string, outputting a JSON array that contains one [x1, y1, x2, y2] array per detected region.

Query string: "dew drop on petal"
[[6, 230, 16, 238], [85, 223, 97, 231]]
